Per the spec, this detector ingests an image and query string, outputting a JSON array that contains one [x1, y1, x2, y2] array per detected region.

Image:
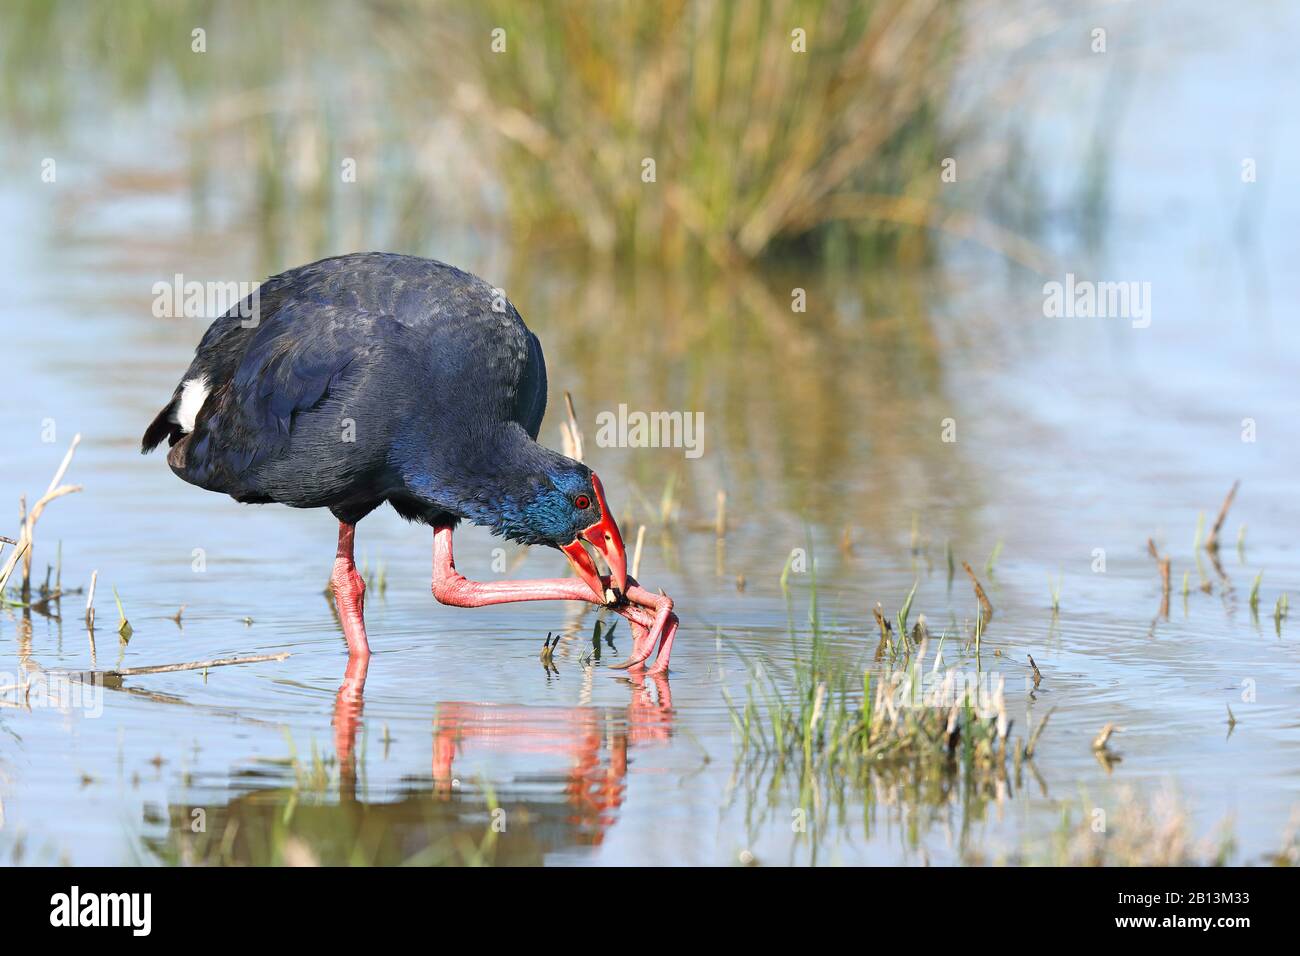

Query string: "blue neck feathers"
[[403, 424, 590, 546]]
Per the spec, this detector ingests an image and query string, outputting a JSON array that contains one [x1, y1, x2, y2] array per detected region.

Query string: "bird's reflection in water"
[[147, 648, 672, 865]]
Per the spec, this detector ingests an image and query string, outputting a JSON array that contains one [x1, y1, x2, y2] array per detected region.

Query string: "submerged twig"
[[83, 652, 290, 680], [0, 652, 291, 695], [113, 652, 289, 676]]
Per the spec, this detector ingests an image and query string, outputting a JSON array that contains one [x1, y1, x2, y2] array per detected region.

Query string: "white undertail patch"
[[173, 377, 209, 433]]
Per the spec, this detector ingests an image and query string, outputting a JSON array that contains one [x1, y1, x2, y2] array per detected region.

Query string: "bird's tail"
[[141, 401, 181, 453]]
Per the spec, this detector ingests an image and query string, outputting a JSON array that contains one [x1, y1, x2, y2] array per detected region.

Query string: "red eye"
[[574, 494, 592, 510]]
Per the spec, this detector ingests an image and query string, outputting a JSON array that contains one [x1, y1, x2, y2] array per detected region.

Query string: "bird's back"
[[142, 253, 548, 522]]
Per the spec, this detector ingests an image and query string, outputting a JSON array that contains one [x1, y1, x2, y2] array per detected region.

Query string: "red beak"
[[559, 472, 628, 603]]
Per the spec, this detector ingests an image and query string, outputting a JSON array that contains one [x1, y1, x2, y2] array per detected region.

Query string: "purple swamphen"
[[142, 253, 677, 672]]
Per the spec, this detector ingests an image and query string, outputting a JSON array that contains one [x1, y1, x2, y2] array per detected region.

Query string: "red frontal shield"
[[559, 473, 628, 602]]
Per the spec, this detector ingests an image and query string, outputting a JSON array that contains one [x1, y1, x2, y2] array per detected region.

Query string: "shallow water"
[[3, 2, 1300, 865]]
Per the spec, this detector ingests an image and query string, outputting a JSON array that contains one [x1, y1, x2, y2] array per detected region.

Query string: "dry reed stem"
[[561, 390, 584, 462], [16, 434, 83, 594], [1148, 538, 1171, 617], [1204, 480, 1240, 553], [962, 561, 994, 620], [1092, 723, 1120, 751], [872, 602, 892, 642], [0, 539, 30, 595], [1025, 706, 1056, 759], [631, 524, 646, 580], [85, 569, 98, 628]]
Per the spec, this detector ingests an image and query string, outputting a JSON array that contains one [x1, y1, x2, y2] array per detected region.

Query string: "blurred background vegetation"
[[401, 0, 963, 265], [0, 0, 1038, 271]]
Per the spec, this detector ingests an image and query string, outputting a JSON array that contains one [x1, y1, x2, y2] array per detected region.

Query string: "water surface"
[[2, 1, 1299, 865]]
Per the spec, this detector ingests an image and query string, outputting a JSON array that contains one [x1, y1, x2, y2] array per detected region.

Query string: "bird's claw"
[[607, 648, 653, 671], [601, 578, 677, 675]]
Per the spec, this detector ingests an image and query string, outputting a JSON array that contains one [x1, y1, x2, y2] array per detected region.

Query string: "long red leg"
[[430, 525, 679, 671], [331, 521, 371, 658]]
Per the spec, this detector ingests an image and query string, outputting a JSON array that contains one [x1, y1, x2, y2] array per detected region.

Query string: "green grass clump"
[[725, 564, 1046, 841], [416, 0, 966, 263]]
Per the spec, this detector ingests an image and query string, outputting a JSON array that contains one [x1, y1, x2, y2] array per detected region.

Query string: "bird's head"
[[504, 465, 628, 602]]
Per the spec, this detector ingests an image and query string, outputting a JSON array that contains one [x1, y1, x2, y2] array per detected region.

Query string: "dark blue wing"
[[516, 329, 548, 441], [146, 252, 546, 508], [174, 303, 392, 498]]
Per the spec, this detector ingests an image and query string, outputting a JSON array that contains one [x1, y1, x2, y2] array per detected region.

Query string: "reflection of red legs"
[[331, 521, 370, 658], [430, 524, 680, 673], [427, 684, 673, 842], [328, 651, 673, 845], [567, 726, 624, 831], [333, 652, 370, 791], [432, 716, 458, 795], [624, 670, 674, 741]]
